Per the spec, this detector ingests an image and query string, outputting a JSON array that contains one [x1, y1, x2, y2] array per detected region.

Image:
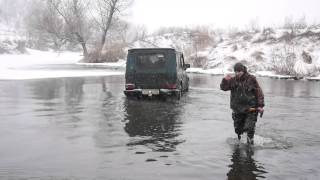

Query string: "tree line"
[[0, 0, 132, 62]]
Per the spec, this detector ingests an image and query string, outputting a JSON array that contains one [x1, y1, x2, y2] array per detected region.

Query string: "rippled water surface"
[[0, 73, 320, 180]]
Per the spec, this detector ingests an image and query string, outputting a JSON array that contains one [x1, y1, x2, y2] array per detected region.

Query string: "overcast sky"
[[128, 0, 320, 32]]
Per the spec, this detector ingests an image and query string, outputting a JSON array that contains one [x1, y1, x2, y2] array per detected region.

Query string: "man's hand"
[[257, 107, 264, 113], [224, 74, 233, 81], [257, 107, 264, 117]]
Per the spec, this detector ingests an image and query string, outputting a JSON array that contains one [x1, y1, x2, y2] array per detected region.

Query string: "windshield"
[[135, 53, 166, 71]]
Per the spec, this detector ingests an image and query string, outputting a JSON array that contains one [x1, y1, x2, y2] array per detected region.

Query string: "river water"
[[0, 72, 319, 180]]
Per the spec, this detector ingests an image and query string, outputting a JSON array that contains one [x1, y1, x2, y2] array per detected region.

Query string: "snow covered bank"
[[187, 68, 320, 81], [76, 59, 126, 70], [1, 48, 319, 81], [187, 67, 230, 75], [132, 27, 320, 80], [0, 49, 81, 68], [0, 49, 124, 80], [0, 69, 124, 80]]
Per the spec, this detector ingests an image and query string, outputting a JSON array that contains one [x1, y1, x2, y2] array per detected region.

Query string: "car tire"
[[176, 90, 181, 100], [160, 95, 167, 101], [136, 94, 142, 100]]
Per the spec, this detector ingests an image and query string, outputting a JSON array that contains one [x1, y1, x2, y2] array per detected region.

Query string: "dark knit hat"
[[233, 62, 247, 73]]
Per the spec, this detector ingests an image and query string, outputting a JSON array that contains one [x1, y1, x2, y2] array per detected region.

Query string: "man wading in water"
[[220, 63, 264, 144]]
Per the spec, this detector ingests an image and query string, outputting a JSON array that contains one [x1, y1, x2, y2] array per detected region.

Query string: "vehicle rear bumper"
[[124, 89, 179, 96]]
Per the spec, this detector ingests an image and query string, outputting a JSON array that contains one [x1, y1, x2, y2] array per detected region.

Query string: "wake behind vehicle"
[[124, 48, 190, 99]]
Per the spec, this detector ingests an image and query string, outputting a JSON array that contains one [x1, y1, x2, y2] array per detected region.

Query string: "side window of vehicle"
[[181, 55, 185, 67], [179, 55, 184, 69], [176, 53, 181, 69]]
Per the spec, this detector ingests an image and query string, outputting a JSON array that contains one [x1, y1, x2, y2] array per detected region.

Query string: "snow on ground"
[[131, 28, 320, 81], [2, 26, 320, 81], [187, 67, 231, 75], [0, 49, 124, 80], [1, 48, 320, 81], [255, 71, 295, 79], [0, 49, 80, 68], [76, 59, 126, 70], [0, 69, 124, 80]]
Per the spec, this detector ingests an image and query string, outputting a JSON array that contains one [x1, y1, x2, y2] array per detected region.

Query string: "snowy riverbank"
[[0, 49, 123, 80], [1, 49, 320, 81], [186, 68, 320, 81]]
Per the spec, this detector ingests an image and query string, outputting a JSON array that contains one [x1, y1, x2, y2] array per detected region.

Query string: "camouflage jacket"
[[220, 73, 264, 113]]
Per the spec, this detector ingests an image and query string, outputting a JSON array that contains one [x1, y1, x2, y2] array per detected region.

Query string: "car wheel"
[[136, 94, 142, 100], [175, 90, 181, 100], [160, 95, 167, 101]]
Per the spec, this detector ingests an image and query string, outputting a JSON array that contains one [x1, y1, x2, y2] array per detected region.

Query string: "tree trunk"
[[97, 29, 108, 56], [98, 0, 117, 58], [80, 42, 88, 57], [75, 32, 88, 57]]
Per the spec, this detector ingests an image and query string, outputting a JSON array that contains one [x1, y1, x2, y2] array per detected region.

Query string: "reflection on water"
[[30, 78, 85, 102], [30, 78, 86, 118], [262, 78, 320, 98], [124, 99, 185, 152], [30, 79, 63, 100], [227, 144, 267, 180]]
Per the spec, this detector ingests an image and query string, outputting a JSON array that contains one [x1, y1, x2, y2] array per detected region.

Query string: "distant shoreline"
[[186, 68, 320, 81], [77, 62, 320, 81]]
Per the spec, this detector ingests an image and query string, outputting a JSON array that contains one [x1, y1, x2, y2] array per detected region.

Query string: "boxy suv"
[[124, 48, 190, 99]]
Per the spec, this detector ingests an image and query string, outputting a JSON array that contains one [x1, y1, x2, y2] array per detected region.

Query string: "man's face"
[[235, 71, 244, 78]]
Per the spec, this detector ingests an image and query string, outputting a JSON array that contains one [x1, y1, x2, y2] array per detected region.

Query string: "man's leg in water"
[[244, 112, 258, 144], [232, 112, 246, 140]]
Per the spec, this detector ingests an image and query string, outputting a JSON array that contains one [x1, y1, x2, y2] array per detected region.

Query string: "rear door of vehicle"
[[133, 50, 169, 89]]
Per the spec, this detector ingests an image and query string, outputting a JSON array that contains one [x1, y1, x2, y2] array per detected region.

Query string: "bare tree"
[[91, 0, 131, 61], [24, 0, 131, 62], [48, 0, 92, 57], [97, 18, 129, 62], [270, 44, 297, 75], [26, 0, 68, 50]]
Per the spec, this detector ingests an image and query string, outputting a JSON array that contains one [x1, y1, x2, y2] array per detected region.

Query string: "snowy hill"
[[130, 27, 320, 78], [1, 22, 320, 80]]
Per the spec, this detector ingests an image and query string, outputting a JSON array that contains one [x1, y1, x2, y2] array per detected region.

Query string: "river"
[[0, 72, 319, 180]]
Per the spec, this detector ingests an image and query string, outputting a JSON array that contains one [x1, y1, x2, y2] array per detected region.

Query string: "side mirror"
[[184, 64, 190, 69]]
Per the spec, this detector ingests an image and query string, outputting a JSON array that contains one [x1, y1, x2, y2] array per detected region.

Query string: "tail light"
[[163, 83, 177, 89], [125, 83, 135, 90]]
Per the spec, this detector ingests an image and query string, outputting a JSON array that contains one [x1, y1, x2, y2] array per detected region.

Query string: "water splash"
[[226, 134, 292, 150]]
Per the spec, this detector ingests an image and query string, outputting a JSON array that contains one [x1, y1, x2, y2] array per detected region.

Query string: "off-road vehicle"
[[124, 48, 190, 99]]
